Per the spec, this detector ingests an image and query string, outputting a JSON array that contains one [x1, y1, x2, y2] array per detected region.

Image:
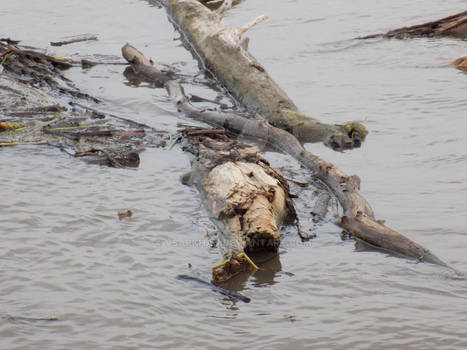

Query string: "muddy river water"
[[1, 1, 467, 349]]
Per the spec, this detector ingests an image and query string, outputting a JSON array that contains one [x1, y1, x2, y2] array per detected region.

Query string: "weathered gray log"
[[359, 10, 467, 39], [122, 43, 449, 267], [162, 0, 367, 150]]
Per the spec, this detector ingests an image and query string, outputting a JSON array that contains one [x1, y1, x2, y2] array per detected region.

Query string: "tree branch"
[[121, 43, 449, 267]]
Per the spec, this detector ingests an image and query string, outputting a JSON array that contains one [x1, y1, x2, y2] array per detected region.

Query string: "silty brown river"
[[1, 0, 467, 349]]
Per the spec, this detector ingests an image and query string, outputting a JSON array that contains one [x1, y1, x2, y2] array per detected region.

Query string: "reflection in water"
[[213, 251, 282, 291], [251, 251, 283, 287]]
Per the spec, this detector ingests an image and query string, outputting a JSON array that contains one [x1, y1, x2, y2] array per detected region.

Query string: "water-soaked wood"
[[0, 41, 166, 167], [359, 10, 467, 39], [122, 43, 449, 267], [3, 46, 73, 70], [451, 55, 467, 73], [162, 0, 367, 150]]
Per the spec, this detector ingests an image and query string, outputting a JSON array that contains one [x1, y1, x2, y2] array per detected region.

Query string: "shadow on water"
[[217, 251, 283, 291], [354, 238, 465, 278]]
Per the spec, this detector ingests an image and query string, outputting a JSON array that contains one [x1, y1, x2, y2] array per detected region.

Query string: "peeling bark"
[[163, 0, 367, 150], [122, 43, 449, 267], [181, 129, 294, 256]]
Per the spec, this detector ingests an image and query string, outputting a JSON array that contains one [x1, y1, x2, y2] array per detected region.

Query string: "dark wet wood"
[[359, 10, 467, 39], [451, 55, 467, 73], [4, 46, 73, 69]]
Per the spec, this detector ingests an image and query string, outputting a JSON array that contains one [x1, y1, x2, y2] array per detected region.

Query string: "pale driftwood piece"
[[182, 130, 294, 282], [50, 34, 98, 47], [122, 43, 449, 267], [163, 0, 367, 150], [181, 128, 293, 256], [359, 10, 467, 39]]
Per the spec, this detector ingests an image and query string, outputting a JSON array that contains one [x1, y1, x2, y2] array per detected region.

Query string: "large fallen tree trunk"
[[122, 44, 296, 282], [122, 43, 449, 267], [359, 10, 467, 39], [162, 0, 367, 150]]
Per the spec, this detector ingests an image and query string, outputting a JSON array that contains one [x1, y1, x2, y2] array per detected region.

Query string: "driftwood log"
[[162, 0, 367, 150], [359, 10, 467, 39], [181, 129, 296, 283], [122, 44, 295, 273], [122, 43, 448, 267], [181, 128, 295, 255]]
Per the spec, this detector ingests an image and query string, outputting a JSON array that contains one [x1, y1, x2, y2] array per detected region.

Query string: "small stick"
[[0, 38, 20, 45], [50, 34, 98, 47], [79, 59, 129, 69], [7, 105, 63, 116], [0, 140, 48, 147], [187, 129, 226, 136]]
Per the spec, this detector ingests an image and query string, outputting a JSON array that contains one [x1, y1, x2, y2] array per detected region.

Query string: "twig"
[[187, 129, 225, 136], [0, 140, 48, 147], [7, 105, 64, 116], [50, 34, 98, 47], [235, 15, 268, 39]]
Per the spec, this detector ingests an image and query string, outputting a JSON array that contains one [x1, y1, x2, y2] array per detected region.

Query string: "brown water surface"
[[1, 1, 467, 349]]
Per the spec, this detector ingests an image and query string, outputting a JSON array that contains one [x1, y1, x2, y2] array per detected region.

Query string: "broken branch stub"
[[164, 0, 367, 150]]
